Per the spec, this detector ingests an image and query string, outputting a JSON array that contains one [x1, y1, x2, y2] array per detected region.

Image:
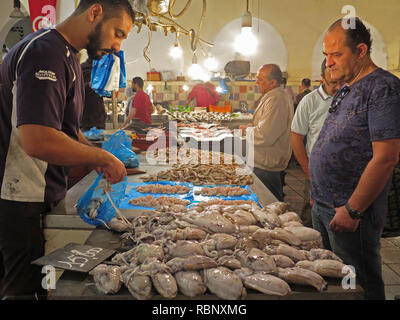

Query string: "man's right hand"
[[100, 152, 127, 184]]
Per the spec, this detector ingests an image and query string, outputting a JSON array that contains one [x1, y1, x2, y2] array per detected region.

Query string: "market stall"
[[44, 153, 364, 300]]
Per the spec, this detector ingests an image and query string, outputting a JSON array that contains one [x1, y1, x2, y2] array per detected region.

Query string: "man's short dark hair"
[[329, 17, 372, 55], [321, 58, 327, 76], [302, 78, 311, 87], [74, 0, 135, 23], [132, 77, 144, 89], [265, 64, 282, 85]]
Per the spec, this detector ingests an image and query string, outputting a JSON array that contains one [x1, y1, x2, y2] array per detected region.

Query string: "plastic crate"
[[169, 105, 191, 113], [209, 104, 231, 113]]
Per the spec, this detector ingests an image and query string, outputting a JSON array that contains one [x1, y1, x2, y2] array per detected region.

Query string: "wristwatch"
[[345, 203, 363, 220]]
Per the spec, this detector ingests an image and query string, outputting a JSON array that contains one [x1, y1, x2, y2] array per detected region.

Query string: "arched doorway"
[[210, 17, 288, 74]]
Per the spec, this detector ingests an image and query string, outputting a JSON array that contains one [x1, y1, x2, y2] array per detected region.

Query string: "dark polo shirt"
[[0, 28, 84, 203]]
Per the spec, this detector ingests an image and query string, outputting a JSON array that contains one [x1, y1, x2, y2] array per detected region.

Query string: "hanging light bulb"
[[170, 34, 183, 59], [188, 54, 205, 80], [170, 42, 183, 59], [204, 54, 219, 72], [234, 0, 258, 56]]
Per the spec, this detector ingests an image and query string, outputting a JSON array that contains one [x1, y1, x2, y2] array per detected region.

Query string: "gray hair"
[[262, 64, 282, 85]]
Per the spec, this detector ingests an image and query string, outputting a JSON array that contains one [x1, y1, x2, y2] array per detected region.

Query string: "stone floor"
[[284, 162, 400, 300]]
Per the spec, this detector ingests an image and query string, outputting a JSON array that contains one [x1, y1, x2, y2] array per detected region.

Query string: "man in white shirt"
[[290, 59, 342, 226]]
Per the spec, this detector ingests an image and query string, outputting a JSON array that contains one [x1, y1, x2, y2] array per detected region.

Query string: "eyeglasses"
[[328, 85, 351, 113]]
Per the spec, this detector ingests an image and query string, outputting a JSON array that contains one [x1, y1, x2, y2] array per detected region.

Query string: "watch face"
[[350, 212, 359, 219]]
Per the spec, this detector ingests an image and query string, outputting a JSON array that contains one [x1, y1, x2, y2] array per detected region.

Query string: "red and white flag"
[[28, 0, 57, 32]]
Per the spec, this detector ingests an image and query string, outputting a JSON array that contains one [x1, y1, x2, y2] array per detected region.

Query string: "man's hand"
[[239, 124, 251, 136], [100, 152, 127, 184], [329, 205, 360, 233]]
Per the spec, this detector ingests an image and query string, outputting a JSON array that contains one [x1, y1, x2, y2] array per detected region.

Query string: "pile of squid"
[[89, 201, 351, 299]]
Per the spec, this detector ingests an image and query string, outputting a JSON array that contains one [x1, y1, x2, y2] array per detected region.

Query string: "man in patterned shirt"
[[309, 17, 400, 300]]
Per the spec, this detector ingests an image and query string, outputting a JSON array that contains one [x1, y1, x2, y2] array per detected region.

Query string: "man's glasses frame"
[[329, 85, 351, 113]]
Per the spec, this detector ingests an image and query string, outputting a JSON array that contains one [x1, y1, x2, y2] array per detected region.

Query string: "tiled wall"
[[129, 81, 299, 112]]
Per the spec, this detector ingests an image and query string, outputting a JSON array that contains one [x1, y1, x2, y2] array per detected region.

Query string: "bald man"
[[240, 64, 293, 201], [309, 17, 400, 300]]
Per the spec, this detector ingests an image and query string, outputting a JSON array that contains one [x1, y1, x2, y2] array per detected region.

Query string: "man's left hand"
[[239, 124, 251, 136], [329, 205, 360, 233]]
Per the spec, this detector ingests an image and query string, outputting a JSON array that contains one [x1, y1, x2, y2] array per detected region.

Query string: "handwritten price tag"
[[32, 243, 115, 273]]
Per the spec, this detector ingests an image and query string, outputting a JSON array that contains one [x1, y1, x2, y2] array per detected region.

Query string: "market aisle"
[[284, 162, 400, 300]]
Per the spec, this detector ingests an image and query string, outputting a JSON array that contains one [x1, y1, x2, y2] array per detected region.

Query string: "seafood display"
[[146, 147, 243, 165], [141, 164, 254, 185], [171, 111, 233, 123], [89, 200, 349, 300], [129, 195, 190, 209], [135, 184, 190, 194], [195, 186, 251, 197]]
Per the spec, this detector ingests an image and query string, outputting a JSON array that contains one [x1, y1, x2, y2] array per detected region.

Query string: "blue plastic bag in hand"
[[76, 173, 128, 227], [83, 127, 104, 141], [102, 130, 139, 168]]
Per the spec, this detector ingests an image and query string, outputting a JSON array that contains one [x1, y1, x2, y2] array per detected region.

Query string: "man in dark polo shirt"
[[309, 17, 400, 300], [0, 0, 135, 299]]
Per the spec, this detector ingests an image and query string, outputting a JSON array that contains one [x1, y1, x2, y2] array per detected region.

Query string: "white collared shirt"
[[291, 85, 333, 156]]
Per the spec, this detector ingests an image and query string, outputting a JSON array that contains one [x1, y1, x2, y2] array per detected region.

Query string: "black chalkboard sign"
[[32, 243, 115, 273]]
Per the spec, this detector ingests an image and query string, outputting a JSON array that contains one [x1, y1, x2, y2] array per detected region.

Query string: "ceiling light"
[[234, 0, 258, 56], [188, 54, 206, 81], [204, 54, 219, 71], [170, 41, 183, 59]]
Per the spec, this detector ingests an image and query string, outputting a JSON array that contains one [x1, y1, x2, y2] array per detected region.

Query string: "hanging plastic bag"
[[82, 127, 104, 141], [102, 130, 139, 168], [76, 173, 128, 227], [91, 54, 115, 97], [116, 50, 127, 89], [104, 54, 120, 92], [91, 51, 127, 98]]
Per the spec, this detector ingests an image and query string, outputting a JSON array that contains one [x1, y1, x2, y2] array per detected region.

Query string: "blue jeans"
[[312, 201, 385, 300], [253, 168, 284, 201]]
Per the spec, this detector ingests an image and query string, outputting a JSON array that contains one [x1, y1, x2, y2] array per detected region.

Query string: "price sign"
[[32, 243, 115, 273]]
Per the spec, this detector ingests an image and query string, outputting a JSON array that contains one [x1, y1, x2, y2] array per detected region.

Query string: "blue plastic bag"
[[91, 51, 127, 98], [76, 173, 128, 226], [83, 127, 104, 141], [102, 130, 139, 168]]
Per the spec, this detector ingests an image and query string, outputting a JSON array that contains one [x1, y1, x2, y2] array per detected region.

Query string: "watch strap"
[[345, 203, 363, 220]]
